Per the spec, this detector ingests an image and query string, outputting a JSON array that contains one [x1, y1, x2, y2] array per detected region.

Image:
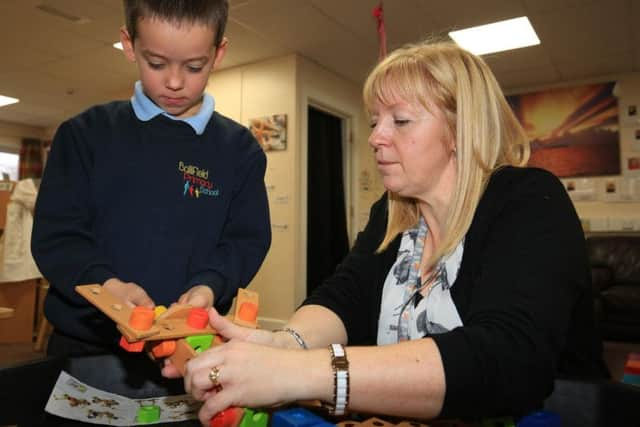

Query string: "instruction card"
[[45, 371, 200, 425]]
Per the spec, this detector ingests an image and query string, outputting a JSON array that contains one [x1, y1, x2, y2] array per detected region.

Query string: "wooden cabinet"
[[0, 279, 37, 343]]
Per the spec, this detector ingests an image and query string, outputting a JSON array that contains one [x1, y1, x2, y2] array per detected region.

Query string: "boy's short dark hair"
[[123, 0, 229, 48]]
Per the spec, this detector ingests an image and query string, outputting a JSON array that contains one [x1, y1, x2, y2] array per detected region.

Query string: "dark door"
[[306, 107, 349, 296]]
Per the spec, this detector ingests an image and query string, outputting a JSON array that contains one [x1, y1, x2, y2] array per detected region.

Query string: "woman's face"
[[368, 97, 456, 202]]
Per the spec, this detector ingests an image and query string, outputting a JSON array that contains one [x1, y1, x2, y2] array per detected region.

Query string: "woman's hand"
[[183, 340, 320, 425], [161, 307, 331, 425], [178, 285, 214, 309], [205, 309, 310, 350], [161, 307, 279, 379], [206, 306, 277, 346], [102, 278, 154, 308]]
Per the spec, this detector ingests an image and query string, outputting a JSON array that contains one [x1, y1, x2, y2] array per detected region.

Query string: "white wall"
[[207, 54, 298, 325], [0, 120, 45, 152], [207, 54, 382, 325]]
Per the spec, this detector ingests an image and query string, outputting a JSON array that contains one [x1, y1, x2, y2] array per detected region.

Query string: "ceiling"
[[0, 0, 638, 129]]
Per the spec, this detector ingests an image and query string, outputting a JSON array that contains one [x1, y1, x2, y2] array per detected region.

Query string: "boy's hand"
[[102, 278, 154, 308], [178, 285, 214, 309]]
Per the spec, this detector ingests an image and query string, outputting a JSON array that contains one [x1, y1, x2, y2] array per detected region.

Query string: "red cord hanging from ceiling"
[[372, 2, 387, 61]]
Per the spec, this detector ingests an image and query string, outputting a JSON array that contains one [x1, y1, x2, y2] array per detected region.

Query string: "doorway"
[[306, 106, 349, 296]]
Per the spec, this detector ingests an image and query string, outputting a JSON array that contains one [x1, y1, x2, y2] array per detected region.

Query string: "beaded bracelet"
[[273, 327, 308, 350]]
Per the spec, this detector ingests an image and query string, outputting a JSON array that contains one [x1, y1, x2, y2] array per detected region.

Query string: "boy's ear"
[[120, 26, 136, 63], [211, 37, 228, 71]]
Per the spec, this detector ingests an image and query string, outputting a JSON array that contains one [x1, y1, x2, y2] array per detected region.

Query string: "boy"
[[32, 0, 271, 357]]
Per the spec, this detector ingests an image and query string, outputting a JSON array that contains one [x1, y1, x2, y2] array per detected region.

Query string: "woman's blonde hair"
[[363, 40, 530, 268]]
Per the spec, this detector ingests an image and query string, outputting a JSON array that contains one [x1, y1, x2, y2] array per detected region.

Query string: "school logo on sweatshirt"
[[178, 161, 219, 198]]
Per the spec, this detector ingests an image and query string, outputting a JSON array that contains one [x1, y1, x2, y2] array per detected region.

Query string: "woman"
[[163, 40, 608, 425]]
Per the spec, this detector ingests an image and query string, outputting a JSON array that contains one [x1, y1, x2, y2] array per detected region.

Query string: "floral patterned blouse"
[[377, 220, 465, 345]]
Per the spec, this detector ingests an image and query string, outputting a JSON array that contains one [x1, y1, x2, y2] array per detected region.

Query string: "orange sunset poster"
[[507, 82, 620, 177]]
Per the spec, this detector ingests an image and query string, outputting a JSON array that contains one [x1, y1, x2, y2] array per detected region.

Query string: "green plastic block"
[[481, 416, 515, 427], [185, 334, 214, 353], [238, 408, 268, 427], [137, 405, 161, 423]]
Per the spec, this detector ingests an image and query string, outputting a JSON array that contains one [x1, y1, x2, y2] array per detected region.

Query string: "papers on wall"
[[563, 177, 640, 202], [563, 178, 597, 202], [623, 153, 640, 176], [601, 177, 640, 202], [582, 217, 640, 232]]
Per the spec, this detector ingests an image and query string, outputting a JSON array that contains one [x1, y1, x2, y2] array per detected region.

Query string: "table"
[[1, 354, 639, 427], [0, 353, 198, 426]]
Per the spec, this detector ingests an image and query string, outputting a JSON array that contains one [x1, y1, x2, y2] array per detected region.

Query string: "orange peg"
[[187, 307, 209, 329], [119, 335, 145, 352], [129, 306, 155, 330], [151, 340, 177, 358], [237, 302, 258, 323], [233, 289, 259, 328]]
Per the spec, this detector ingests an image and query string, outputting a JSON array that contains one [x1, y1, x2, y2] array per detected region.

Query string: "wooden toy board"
[[167, 339, 198, 377], [76, 284, 260, 341], [76, 284, 260, 376], [75, 284, 217, 342]]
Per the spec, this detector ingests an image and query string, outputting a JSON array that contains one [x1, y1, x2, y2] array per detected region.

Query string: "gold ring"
[[208, 366, 221, 387]]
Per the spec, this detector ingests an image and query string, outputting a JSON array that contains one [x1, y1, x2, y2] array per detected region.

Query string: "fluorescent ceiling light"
[[113, 42, 123, 50], [449, 16, 540, 55], [0, 95, 19, 107]]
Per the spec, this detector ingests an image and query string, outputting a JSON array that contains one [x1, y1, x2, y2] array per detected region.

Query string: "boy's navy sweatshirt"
[[32, 101, 271, 345]]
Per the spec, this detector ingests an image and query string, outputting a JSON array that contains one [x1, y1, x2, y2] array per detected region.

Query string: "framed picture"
[[249, 114, 287, 151], [507, 82, 620, 177], [624, 154, 640, 176]]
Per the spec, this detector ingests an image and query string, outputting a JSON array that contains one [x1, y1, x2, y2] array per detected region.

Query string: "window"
[[0, 152, 19, 181]]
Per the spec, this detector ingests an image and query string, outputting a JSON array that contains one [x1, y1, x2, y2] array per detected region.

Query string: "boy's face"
[[120, 18, 226, 118]]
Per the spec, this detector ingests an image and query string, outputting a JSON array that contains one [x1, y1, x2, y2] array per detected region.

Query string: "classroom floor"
[[1, 338, 639, 381]]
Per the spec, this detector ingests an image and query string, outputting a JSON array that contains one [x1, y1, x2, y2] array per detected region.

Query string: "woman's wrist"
[[283, 348, 334, 403], [272, 327, 308, 350]]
